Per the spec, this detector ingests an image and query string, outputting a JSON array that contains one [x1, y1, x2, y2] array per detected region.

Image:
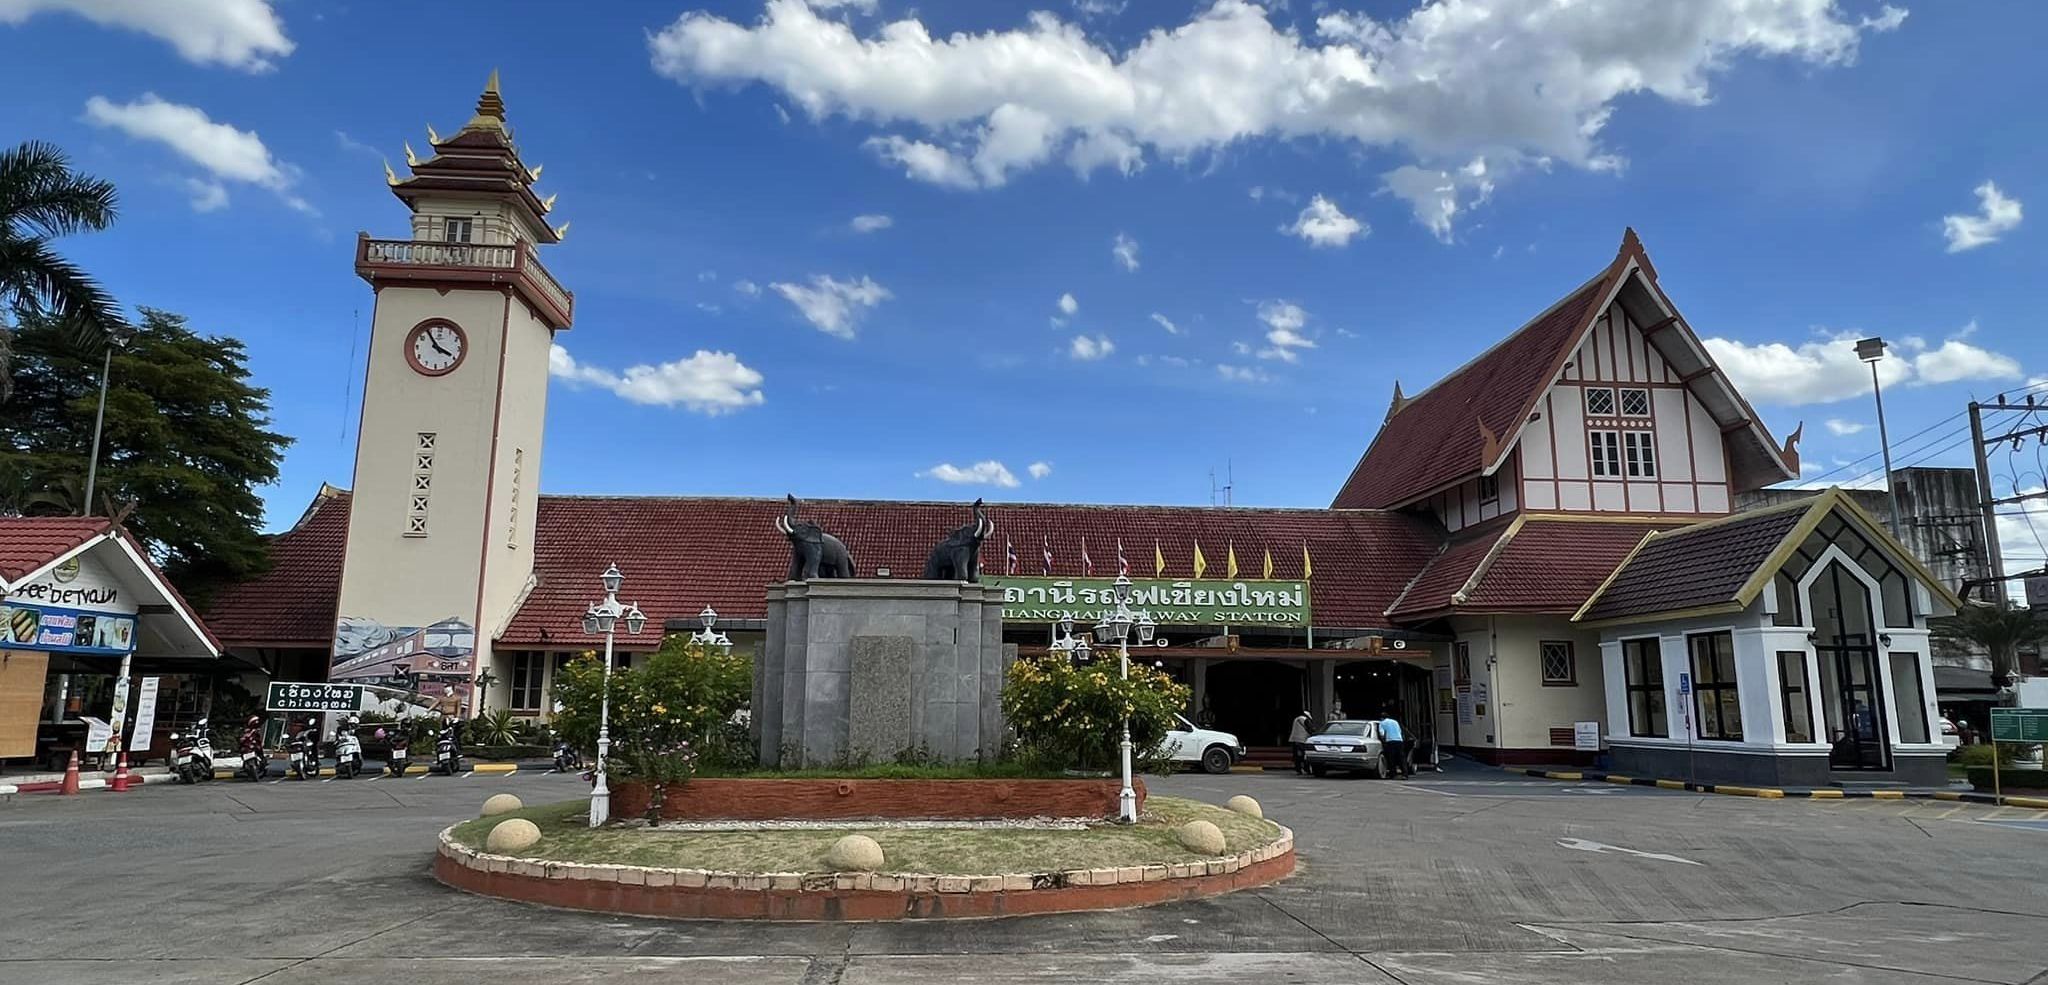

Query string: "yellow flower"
[[651, 703, 668, 715]]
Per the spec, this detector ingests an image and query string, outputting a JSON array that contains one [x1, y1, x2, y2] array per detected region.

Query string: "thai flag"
[[1042, 534, 1053, 576], [1081, 538, 1094, 577], [1005, 538, 1018, 575], [1116, 539, 1129, 577]]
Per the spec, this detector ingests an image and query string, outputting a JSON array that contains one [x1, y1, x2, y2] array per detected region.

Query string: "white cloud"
[[1383, 158, 1494, 242], [1255, 300, 1315, 360], [1057, 292, 1079, 316], [1071, 0, 1125, 19], [1068, 334, 1115, 360], [807, 0, 877, 11], [183, 177, 228, 212], [1216, 363, 1271, 384], [1111, 232, 1139, 272], [770, 274, 891, 338], [1824, 418, 1866, 436], [2, 0, 292, 71], [733, 279, 762, 297], [1150, 312, 1179, 335], [850, 213, 893, 232], [83, 93, 311, 213], [649, 0, 1882, 206], [1706, 326, 2022, 405], [1027, 461, 1053, 480], [1283, 194, 1365, 247], [920, 460, 1020, 488], [1994, 487, 2048, 578], [549, 344, 765, 415], [1942, 181, 2022, 253], [1863, 5, 1909, 32]]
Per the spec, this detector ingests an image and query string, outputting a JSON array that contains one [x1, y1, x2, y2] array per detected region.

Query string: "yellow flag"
[[1153, 540, 1166, 577], [1193, 542, 1208, 579], [1261, 547, 1274, 580], [1226, 542, 1240, 579], [1302, 541, 1313, 580]]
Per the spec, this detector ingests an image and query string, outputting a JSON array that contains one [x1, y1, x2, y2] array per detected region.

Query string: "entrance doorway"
[[1335, 660, 1436, 758], [1811, 560, 1890, 771], [1205, 660, 1305, 747]]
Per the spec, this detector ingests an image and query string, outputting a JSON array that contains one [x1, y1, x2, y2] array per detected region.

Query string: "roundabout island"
[[439, 791, 1294, 920]]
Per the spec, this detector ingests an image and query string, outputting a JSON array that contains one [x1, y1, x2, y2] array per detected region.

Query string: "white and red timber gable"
[[1333, 229, 1804, 534]]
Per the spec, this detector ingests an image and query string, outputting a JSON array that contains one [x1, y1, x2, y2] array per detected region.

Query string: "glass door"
[[1811, 561, 1891, 771]]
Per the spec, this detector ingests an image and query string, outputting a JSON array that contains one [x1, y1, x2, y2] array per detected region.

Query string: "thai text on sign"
[[986, 577, 1310, 628]]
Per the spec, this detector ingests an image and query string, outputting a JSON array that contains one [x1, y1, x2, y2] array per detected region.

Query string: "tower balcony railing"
[[354, 233, 575, 330]]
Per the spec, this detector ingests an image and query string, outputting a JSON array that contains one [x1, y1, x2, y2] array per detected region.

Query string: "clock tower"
[[332, 73, 571, 716]]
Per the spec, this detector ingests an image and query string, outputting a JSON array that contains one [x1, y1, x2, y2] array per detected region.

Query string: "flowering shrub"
[[1002, 654, 1190, 773], [552, 635, 754, 814]]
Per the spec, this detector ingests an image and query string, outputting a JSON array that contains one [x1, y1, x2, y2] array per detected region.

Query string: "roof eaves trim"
[[1569, 529, 1665, 623], [1450, 514, 1527, 606]]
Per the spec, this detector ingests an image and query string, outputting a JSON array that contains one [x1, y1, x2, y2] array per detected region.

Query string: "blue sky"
[[2, 1, 2043, 563]]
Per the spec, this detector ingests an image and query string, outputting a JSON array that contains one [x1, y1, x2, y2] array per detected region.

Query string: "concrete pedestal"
[[755, 580, 1013, 768]]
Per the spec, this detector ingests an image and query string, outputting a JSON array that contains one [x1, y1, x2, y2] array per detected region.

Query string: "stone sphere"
[[485, 818, 542, 854], [1224, 795, 1263, 819], [481, 793, 523, 817], [827, 834, 885, 872], [1177, 819, 1227, 855]]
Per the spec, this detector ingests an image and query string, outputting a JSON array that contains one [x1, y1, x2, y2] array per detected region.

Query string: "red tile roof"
[[1575, 502, 1811, 624], [202, 487, 352, 647], [0, 516, 111, 585], [499, 496, 1445, 649], [202, 491, 1447, 650], [1387, 516, 1680, 620], [1331, 271, 1613, 510]]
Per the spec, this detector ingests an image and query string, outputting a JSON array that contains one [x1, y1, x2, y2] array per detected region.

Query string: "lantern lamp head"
[[624, 603, 647, 635], [600, 563, 624, 595], [699, 605, 718, 630]]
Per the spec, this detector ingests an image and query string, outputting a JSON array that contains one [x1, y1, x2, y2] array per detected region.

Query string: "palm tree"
[[1932, 601, 2046, 704], [0, 141, 123, 403]]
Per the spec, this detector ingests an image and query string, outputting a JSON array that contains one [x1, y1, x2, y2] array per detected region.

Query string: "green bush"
[[1953, 742, 2039, 767], [551, 635, 754, 793], [1968, 766, 2048, 790], [1002, 653, 1190, 773], [467, 708, 522, 746]]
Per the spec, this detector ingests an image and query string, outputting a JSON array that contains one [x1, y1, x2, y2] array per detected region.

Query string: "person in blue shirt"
[[1378, 710, 1412, 778]]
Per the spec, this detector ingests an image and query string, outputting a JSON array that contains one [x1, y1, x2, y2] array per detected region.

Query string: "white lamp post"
[[690, 604, 731, 649], [1049, 586, 1157, 824], [82, 323, 137, 516], [582, 563, 645, 827]]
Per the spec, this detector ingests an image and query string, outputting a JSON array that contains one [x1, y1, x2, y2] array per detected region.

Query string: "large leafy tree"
[[0, 141, 125, 402], [1, 309, 291, 602], [1932, 601, 2046, 702]]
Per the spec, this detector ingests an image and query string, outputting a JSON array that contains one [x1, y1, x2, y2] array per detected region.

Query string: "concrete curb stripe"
[[473, 764, 519, 774], [1506, 765, 2048, 809]]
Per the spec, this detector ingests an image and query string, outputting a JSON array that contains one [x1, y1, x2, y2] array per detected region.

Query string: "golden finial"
[[465, 68, 506, 130], [426, 123, 441, 144], [527, 163, 543, 182], [541, 192, 557, 212], [552, 221, 570, 241], [403, 141, 419, 167], [383, 160, 400, 186]]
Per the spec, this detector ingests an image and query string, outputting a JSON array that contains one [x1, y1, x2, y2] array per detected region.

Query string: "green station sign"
[[986, 576, 1310, 628], [1990, 707, 2048, 743]]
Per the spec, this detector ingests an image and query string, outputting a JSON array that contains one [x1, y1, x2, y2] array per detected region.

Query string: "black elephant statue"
[[922, 498, 992, 582], [776, 494, 857, 580]]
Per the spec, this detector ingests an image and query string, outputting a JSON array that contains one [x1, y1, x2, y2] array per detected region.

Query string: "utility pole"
[[1969, 401, 2007, 605]]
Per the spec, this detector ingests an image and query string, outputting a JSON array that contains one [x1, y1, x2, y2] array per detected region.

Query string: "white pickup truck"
[[1157, 715, 1245, 774]]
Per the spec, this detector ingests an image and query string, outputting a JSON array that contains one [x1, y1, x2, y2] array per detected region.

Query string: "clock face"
[[406, 321, 466, 376]]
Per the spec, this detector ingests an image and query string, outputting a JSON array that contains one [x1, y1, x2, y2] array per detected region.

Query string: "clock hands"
[[426, 329, 454, 359]]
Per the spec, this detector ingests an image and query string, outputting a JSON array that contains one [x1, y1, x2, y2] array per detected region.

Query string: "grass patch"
[[450, 796, 1278, 875]]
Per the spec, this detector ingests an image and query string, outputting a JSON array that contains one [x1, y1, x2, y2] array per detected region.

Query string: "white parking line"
[[1557, 837, 1702, 866]]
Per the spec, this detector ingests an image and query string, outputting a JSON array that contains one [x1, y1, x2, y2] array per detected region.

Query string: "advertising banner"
[[128, 677, 161, 752], [985, 576, 1310, 628], [0, 601, 138, 655], [331, 616, 476, 716]]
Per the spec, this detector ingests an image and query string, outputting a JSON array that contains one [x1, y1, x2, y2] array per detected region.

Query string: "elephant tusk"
[[775, 516, 789, 534]]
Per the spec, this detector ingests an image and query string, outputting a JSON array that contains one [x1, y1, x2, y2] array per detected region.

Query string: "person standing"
[[1288, 710, 1313, 775], [1378, 710, 1411, 778]]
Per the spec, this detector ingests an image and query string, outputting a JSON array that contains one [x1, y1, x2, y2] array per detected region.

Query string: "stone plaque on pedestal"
[[755, 579, 1012, 768]]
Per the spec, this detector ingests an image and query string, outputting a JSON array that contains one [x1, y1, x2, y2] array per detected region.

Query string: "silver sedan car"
[[1301, 720, 1389, 778]]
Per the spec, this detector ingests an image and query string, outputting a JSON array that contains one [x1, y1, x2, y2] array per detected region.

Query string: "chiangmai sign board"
[[986, 577, 1310, 628]]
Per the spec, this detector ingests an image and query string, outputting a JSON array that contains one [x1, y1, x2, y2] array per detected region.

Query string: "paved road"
[[2, 764, 2045, 984]]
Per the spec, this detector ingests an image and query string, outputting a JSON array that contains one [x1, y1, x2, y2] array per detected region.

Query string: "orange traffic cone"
[[60, 749, 80, 795], [110, 749, 132, 792]]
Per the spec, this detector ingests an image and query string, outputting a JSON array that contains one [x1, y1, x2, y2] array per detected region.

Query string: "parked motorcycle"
[[169, 718, 215, 783], [236, 715, 267, 781], [383, 728, 411, 777], [549, 727, 581, 773], [432, 718, 464, 776], [288, 717, 320, 780], [333, 715, 363, 779]]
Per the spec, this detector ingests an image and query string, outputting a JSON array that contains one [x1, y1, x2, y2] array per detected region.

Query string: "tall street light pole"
[[582, 563, 645, 827], [1089, 574, 1156, 824], [1855, 337, 1900, 536], [82, 324, 137, 515]]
